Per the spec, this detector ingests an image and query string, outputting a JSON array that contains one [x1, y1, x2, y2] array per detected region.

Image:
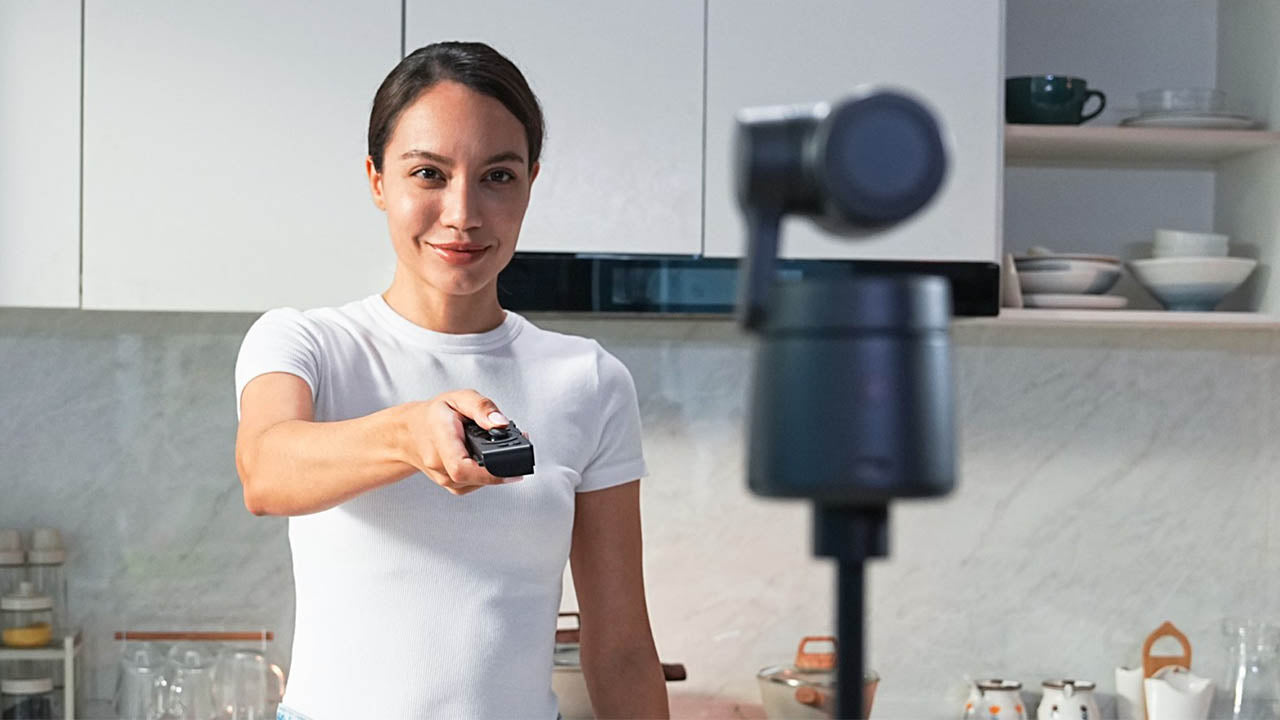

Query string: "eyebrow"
[[399, 149, 526, 166]]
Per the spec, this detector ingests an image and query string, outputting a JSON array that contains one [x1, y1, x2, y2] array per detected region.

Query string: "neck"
[[382, 267, 506, 335]]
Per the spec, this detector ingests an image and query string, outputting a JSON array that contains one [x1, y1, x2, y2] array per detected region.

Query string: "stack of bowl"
[[1128, 230, 1257, 311], [1013, 249, 1127, 309]]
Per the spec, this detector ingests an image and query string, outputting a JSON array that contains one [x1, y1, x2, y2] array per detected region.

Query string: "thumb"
[[448, 390, 509, 430]]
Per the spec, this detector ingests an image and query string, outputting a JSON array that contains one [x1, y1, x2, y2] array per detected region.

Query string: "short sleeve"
[[234, 308, 322, 420], [578, 344, 648, 493]]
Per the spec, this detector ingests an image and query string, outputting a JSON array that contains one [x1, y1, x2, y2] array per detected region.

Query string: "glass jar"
[[0, 531, 23, 598], [0, 677, 55, 720], [1, 583, 53, 648], [24, 530, 64, 639]]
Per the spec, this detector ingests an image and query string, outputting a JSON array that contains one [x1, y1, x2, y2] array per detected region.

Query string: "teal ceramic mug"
[[1006, 75, 1106, 124]]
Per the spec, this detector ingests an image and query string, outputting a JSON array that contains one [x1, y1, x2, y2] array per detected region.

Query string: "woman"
[[234, 42, 668, 719]]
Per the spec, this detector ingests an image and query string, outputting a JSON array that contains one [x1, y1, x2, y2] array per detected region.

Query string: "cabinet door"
[[405, 0, 704, 256], [705, 0, 1003, 261], [83, 1, 399, 312], [0, 0, 81, 308]]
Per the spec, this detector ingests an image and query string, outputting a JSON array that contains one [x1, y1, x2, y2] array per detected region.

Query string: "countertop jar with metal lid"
[[24, 530, 64, 640], [0, 677, 56, 720], [0, 531, 23, 598], [1, 583, 53, 648]]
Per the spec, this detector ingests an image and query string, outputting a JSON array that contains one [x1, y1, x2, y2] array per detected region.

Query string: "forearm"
[[581, 644, 668, 719], [238, 404, 416, 516]]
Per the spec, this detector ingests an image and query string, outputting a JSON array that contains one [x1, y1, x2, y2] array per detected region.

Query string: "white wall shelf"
[[0, 631, 83, 719], [1005, 124, 1280, 169], [964, 308, 1280, 329]]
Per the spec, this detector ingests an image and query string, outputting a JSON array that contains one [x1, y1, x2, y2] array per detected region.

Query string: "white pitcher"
[[1115, 666, 1146, 720], [1036, 679, 1101, 720], [1144, 665, 1214, 720], [964, 679, 1027, 720]]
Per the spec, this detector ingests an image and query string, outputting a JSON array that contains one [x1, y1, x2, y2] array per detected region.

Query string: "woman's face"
[[367, 80, 538, 299]]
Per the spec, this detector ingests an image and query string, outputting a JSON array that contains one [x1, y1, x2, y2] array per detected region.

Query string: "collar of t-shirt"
[[365, 294, 524, 353]]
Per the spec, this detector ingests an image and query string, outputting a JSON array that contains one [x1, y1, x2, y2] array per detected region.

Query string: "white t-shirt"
[[234, 294, 647, 719]]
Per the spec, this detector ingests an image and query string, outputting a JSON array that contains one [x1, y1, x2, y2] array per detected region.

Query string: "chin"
[[425, 269, 496, 297]]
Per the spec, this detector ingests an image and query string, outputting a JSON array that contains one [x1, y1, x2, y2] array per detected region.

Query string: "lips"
[[426, 242, 490, 266]]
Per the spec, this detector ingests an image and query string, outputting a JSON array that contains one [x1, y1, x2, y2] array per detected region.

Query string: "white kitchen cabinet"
[[703, 0, 1004, 262], [82, 1, 399, 312], [404, 0, 704, 256], [0, 0, 81, 308]]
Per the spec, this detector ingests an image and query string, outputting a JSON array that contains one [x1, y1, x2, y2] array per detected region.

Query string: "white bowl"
[[1017, 263, 1122, 295], [1153, 229, 1229, 258], [1128, 257, 1257, 311]]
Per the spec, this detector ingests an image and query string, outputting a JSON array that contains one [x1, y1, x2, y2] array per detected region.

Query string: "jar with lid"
[[0, 677, 56, 720], [23, 530, 64, 639], [1, 583, 53, 648], [0, 531, 23, 598]]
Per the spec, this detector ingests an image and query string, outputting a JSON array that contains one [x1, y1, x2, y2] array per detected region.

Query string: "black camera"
[[734, 90, 954, 719]]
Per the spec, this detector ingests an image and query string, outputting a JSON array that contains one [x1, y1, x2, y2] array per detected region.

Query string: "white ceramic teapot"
[[1036, 680, 1101, 720], [964, 679, 1027, 720], [1144, 665, 1213, 720]]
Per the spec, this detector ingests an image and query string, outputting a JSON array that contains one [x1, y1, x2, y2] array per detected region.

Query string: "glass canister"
[[0, 677, 56, 720], [24, 530, 65, 639], [0, 531, 23, 597], [1, 583, 53, 648], [1219, 618, 1280, 720]]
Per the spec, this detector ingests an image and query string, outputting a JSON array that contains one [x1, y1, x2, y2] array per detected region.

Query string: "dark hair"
[[367, 41, 544, 173]]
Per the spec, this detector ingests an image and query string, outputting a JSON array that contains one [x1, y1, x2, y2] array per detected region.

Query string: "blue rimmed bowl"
[[1128, 257, 1258, 311]]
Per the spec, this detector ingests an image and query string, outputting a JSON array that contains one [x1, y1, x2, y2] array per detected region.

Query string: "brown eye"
[[413, 167, 443, 181], [487, 169, 516, 183]]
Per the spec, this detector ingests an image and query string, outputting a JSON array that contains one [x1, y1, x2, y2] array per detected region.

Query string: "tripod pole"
[[815, 505, 889, 720]]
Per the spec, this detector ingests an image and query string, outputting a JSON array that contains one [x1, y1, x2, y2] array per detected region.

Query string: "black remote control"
[[462, 418, 535, 477]]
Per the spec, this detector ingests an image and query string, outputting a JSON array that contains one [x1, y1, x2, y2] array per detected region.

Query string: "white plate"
[[1013, 252, 1123, 265], [1014, 257, 1124, 275], [1120, 112, 1260, 129], [1023, 294, 1129, 309]]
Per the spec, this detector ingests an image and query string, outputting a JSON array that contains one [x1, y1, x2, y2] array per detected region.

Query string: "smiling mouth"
[[426, 242, 491, 266]]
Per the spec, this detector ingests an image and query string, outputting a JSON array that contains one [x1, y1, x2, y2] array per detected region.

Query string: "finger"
[[445, 389, 509, 430], [454, 459, 508, 486], [440, 448, 503, 487], [440, 481, 484, 496], [424, 468, 458, 489], [430, 403, 484, 482]]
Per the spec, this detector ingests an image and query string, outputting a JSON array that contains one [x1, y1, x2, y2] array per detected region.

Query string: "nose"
[[439, 178, 482, 232]]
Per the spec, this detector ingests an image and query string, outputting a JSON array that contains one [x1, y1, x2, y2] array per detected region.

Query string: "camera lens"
[[816, 93, 946, 228]]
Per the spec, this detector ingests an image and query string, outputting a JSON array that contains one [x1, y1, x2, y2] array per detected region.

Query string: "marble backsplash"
[[1, 307, 1277, 717]]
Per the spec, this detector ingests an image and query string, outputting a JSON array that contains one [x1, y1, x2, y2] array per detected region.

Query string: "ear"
[[366, 156, 387, 211], [529, 161, 540, 187]]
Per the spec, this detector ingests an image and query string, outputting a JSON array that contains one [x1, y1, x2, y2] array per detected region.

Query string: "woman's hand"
[[400, 389, 521, 496]]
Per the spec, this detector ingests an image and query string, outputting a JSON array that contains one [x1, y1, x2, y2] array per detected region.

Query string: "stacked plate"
[[1119, 88, 1261, 130], [1013, 252, 1127, 309]]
